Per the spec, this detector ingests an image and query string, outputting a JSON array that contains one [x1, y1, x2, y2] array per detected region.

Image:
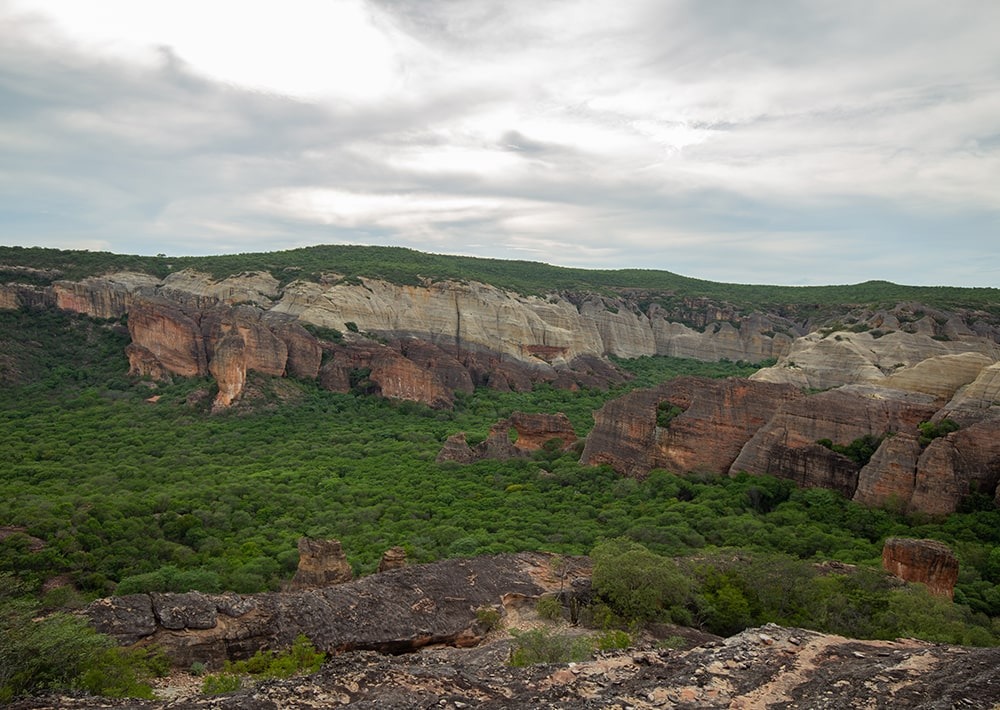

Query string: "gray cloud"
[[0, 0, 998, 286]]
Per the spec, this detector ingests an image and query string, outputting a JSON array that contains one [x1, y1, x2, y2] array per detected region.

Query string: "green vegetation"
[[656, 402, 685, 429], [0, 301, 999, 700], [201, 634, 325, 694], [2, 244, 998, 311], [0, 573, 164, 702], [508, 627, 594, 666], [591, 541, 999, 645], [816, 435, 884, 466], [918, 419, 960, 447]]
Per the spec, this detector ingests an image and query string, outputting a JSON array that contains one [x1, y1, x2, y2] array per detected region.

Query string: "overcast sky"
[[1, 1, 998, 286]]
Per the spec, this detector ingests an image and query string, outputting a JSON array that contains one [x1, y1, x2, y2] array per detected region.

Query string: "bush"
[[202, 672, 241, 695], [591, 538, 691, 623], [508, 628, 592, 666], [475, 606, 502, 631], [536, 595, 563, 621], [222, 634, 325, 681], [592, 629, 631, 651]]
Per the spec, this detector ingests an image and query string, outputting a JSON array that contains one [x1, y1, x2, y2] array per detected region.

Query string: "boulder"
[[882, 538, 959, 599]]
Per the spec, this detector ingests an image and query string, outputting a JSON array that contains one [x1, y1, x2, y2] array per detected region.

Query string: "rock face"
[[85, 553, 591, 668], [730, 385, 939, 498], [752, 331, 1000, 393], [583, 373, 1000, 514], [581, 378, 803, 478], [882, 538, 960, 599], [287, 538, 353, 591]]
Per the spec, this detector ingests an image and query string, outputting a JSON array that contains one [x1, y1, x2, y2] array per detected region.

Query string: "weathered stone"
[[436, 432, 478, 464], [908, 418, 1000, 515], [150, 592, 218, 630], [753, 331, 999, 391], [288, 538, 353, 591], [582, 377, 803, 478], [882, 538, 959, 599], [208, 331, 246, 410], [854, 433, 923, 510], [52, 273, 158, 319], [127, 298, 208, 378], [84, 553, 590, 667], [378, 546, 407, 573], [507, 412, 577, 451], [730, 385, 938, 497], [85, 594, 157, 645]]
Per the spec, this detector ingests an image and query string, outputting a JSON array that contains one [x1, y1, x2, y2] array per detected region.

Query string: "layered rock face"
[[882, 538, 959, 599], [584, 360, 1000, 514], [581, 377, 803, 478], [752, 331, 1000, 392], [730, 385, 939, 498]]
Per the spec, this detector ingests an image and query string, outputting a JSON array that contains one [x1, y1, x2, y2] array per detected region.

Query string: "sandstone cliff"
[[583, 373, 1000, 514], [5, 268, 1000, 414], [581, 377, 804, 478], [882, 537, 959, 599]]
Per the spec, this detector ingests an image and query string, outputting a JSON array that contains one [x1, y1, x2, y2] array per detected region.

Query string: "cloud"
[[0, 0, 998, 286]]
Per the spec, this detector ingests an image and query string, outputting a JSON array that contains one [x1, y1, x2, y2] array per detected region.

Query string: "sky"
[[1, 1, 998, 287]]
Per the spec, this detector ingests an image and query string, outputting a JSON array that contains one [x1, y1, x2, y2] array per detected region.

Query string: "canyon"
[[3, 267, 1000, 514]]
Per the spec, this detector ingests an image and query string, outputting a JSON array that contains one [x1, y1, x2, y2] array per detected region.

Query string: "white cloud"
[[1, 0, 998, 286]]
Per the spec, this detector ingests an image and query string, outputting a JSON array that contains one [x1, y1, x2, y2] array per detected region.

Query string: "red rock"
[[909, 418, 1000, 515], [854, 433, 923, 510], [730, 386, 938, 497], [882, 537, 959, 599], [127, 298, 208, 377], [507, 412, 577, 451], [582, 377, 803, 478], [378, 547, 407, 573], [208, 331, 246, 409]]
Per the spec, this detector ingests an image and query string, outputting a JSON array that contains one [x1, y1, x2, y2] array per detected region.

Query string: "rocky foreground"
[[8, 552, 1000, 709], [13, 624, 1000, 709]]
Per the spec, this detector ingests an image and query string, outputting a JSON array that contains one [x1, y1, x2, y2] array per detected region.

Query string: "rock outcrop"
[[583, 374, 1000, 514], [437, 412, 578, 464], [882, 537, 960, 599], [287, 538, 353, 591], [752, 331, 1000, 393], [581, 378, 803, 478], [377, 546, 407, 573], [730, 385, 939, 498], [85, 553, 591, 668], [25, 622, 1000, 709]]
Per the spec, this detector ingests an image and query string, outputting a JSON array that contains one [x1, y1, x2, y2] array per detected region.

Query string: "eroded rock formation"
[[882, 537, 959, 599], [581, 377, 803, 478], [287, 538, 353, 591], [437, 412, 578, 464]]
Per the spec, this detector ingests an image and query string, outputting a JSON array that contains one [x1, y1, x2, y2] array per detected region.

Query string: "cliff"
[[583, 359, 1000, 514], [4, 268, 1000, 414]]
